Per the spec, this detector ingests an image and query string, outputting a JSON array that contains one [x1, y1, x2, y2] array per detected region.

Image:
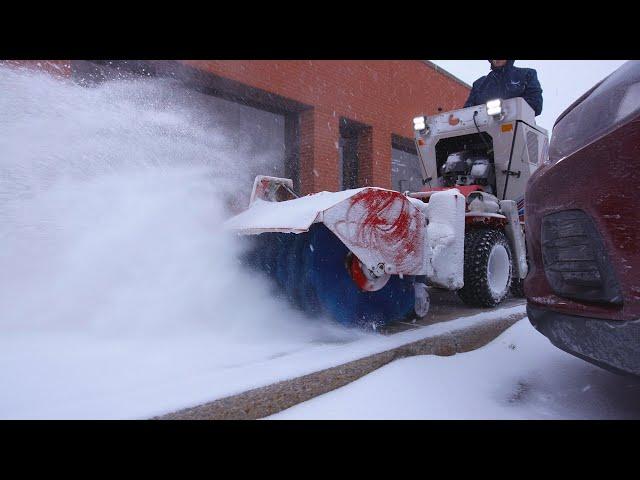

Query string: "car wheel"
[[458, 228, 513, 307]]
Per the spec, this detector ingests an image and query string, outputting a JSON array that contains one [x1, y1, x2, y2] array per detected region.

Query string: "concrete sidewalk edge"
[[155, 312, 526, 420]]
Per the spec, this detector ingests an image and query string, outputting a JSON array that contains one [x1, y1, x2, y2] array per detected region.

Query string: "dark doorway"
[[391, 135, 423, 193], [339, 117, 369, 190], [338, 136, 358, 190]]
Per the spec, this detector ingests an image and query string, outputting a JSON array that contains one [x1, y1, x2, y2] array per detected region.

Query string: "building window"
[[391, 136, 423, 192], [185, 88, 286, 181], [71, 61, 288, 197]]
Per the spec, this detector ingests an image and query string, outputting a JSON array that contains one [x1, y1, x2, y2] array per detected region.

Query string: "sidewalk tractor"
[[225, 97, 548, 327]]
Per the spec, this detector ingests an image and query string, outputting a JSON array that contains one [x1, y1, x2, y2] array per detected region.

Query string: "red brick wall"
[[299, 109, 341, 192], [2, 60, 72, 78], [182, 61, 469, 193]]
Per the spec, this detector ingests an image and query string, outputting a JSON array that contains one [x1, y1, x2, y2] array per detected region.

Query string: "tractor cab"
[[413, 97, 548, 202]]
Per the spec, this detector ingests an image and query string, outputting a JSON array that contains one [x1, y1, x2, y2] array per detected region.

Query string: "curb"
[[155, 311, 526, 420]]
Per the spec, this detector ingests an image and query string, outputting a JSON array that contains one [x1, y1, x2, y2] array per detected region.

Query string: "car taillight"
[[541, 210, 623, 305]]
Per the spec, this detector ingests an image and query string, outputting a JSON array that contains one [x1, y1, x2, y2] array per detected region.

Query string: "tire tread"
[[458, 227, 513, 307]]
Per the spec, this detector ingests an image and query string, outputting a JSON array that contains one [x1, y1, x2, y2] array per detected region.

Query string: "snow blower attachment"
[[226, 176, 465, 327], [226, 97, 548, 327]]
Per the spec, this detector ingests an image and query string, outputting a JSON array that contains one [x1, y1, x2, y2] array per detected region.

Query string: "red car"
[[525, 61, 640, 376]]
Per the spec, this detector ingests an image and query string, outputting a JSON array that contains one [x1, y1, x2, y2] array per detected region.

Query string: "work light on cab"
[[486, 99, 503, 117], [413, 116, 426, 131]]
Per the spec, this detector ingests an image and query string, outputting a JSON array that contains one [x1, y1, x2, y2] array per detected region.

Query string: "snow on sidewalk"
[[269, 320, 640, 420], [0, 306, 525, 419]]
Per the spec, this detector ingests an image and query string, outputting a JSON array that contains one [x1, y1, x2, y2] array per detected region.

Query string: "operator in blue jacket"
[[464, 60, 543, 116]]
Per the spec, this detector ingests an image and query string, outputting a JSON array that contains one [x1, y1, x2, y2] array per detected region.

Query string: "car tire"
[[458, 227, 513, 307]]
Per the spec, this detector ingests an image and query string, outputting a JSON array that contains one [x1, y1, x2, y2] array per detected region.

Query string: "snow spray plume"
[[0, 65, 359, 343]]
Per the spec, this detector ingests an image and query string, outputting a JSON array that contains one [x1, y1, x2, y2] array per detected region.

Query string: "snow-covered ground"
[[0, 304, 526, 419], [269, 320, 640, 420]]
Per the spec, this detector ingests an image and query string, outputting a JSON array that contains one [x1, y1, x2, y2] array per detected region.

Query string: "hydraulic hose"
[[473, 111, 493, 155]]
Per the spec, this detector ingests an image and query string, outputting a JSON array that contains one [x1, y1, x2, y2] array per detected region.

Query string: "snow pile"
[[270, 320, 640, 420], [425, 189, 465, 289], [0, 65, 364, 419]]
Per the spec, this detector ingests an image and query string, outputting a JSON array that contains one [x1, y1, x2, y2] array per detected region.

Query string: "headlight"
[[486, 99, 503, 117], [413, 116, 426, 131]]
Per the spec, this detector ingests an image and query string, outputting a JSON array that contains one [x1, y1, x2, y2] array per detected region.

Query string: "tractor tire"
[[458, 228, 513, 308]]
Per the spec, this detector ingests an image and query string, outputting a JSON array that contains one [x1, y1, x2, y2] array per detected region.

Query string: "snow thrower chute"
[[226, 97, 548, 327]]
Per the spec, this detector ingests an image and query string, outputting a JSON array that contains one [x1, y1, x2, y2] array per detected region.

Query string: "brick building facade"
[[9, 60, 470, 195]]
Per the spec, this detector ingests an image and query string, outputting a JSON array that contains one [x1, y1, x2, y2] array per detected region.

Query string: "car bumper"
[[527, 304, 640, 377]]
